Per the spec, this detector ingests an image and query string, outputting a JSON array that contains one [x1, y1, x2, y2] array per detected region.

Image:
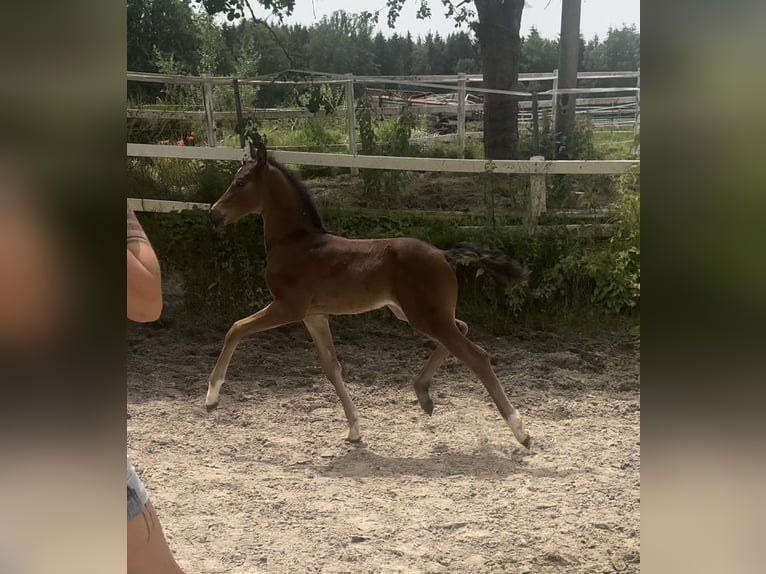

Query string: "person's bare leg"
[[127, 500, 184, 574]]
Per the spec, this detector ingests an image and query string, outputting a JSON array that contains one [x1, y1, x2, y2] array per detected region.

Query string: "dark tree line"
[[128, 0, 639, 88]]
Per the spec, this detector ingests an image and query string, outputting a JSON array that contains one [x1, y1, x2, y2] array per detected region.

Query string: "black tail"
[[445, 242, 529, 285]]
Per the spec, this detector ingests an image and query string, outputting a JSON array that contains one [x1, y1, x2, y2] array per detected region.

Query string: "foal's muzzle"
[[209, 208, 225, 228]]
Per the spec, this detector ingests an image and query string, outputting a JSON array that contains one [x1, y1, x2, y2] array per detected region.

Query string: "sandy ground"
[[128, 317, 639, 573]]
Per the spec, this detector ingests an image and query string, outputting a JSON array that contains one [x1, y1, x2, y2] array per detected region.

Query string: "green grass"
[[592, 131, 635, 159]]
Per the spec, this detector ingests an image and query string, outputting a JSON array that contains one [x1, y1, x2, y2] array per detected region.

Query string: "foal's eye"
[[235, 180, 246, 187]]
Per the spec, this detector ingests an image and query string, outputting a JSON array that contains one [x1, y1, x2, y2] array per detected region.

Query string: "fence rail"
[[127, 70, 640, 86], [127, 143, 638, 220], [127, 143, 636, 174]]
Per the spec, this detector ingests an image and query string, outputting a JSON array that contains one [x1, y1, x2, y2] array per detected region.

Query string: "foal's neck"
[[261, 166, 323, 250]]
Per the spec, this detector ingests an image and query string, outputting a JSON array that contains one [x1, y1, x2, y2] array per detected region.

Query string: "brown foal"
[[205, 142, 532, 449]]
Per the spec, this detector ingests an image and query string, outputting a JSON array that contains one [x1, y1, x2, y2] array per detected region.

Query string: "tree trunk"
[[554, 0, 582, 159], [475, 0, 525, 160]]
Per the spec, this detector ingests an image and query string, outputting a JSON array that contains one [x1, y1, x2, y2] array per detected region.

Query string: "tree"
[[411, 41, 432, 74], [384, 0, 526, 160], [472, 0, 525, 159], [602, 25, 640, 70], [582, 27, 640, 72], [425, 33, 449, 75], [304, 12, 377, 75], [372, 33, 388, 73], [445, 31, 478, 73], [554, 0, 582, 159], [128, 0, 201, 102], [194, 11, 235, 75], [520, 27, 558, 73]]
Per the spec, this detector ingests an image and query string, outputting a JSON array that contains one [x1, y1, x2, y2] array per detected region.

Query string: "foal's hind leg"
[[303, 315, 361, 442], [411, 321, 469, 415], [413, 317, 532, 449], [388, 304, 468, 415]]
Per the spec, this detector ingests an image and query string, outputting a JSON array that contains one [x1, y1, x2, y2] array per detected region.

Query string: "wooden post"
[[632, 67, 640, 156], [528, 155, 547, 220], [344, 73, 358, 175], [232, 78, 246, 150], [531, 92, 540, 156], [551, 69, 559, 155], [483, 174, 496, 228], [201, 74, 217, 147], [457, 72, 467, 159]]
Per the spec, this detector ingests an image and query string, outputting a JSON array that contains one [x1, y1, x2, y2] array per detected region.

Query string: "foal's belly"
[[305, 269, 394, 316], [266, 235, 442, 316]]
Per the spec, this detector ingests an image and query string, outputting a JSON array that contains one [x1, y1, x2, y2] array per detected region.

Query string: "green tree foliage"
[[194, 11, 234, 74], [583, 25, 640, 71], [127, 0, 198, 101], [519, 27, 558, 73], [304, 12, 377, 75], [425, 33, 449, 74], [601, 24, 641, 70]]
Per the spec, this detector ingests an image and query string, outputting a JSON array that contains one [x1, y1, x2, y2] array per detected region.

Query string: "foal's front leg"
[[206, 301, 301, 410], [303, 315, 362, 442]]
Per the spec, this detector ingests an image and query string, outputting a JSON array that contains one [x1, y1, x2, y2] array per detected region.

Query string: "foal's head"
[[209, 142, 271, 227]]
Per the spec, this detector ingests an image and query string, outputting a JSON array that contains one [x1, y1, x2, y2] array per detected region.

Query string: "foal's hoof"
[[205, 402, 219, 413], [521, 435, 533, 450], [417, 395, 434, 415], [346, 430, 363, 444]]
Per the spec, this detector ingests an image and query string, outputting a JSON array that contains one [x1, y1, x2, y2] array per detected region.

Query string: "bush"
[[127, 158, 239, 204]]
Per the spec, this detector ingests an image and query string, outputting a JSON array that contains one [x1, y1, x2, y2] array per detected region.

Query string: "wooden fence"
[[127, 143, 638, 220], [127, 69, 640, 159], [127, 70, 639, 221]]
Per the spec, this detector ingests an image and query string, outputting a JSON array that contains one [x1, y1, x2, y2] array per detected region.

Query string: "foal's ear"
[[248, 141, 268, 166]]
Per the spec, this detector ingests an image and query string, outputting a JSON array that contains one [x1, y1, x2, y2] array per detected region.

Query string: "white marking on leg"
[[505, 410, 531, 446], [206, 379, 223, 406]]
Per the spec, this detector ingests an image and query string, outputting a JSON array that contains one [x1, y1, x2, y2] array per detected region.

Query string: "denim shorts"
[[127, 459, 149, 520]]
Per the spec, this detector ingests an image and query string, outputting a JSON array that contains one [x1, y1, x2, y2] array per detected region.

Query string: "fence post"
[[344, 73, 358, 176], [632, 67, 640, 156], [528, 155, 547, 220], [232, 78, 246, 150], [531, 92, 540, 156], [457, 72, 467, 158], [201, 74, 217, 147], [482, 175, 496, 228], [551, 69, 559, 156]]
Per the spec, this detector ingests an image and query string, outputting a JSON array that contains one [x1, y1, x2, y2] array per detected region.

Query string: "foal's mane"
[[268, 159, 327, 232]]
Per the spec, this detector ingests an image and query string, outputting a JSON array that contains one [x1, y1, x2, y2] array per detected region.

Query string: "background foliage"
[[138, 167, 639, 331]]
